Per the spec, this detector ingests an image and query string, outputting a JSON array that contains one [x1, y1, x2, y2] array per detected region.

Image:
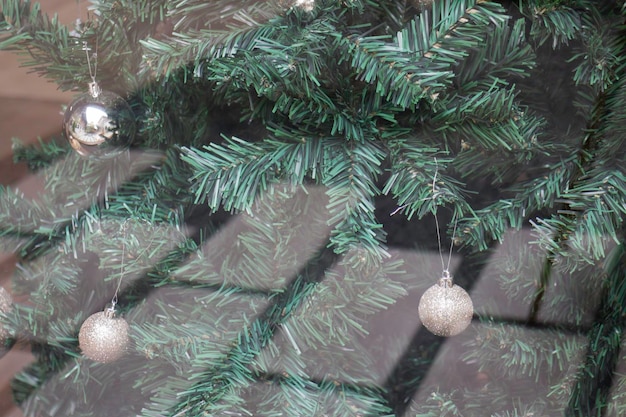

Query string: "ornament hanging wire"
[[431, 157, 458, 280], [82, 39, 102, 98], [109, 220, 156, 311], [280, 323, 302, 355], [75, 0, 101, 98], [109, 220, 129, 315], [390, 157, 459, 274]]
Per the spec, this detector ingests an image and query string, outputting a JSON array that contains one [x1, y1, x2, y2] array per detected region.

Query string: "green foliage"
[[348, 0, 510, 109], [383, 144, 469, 219], [519, 0, 583, 48], [569, 8, 626, 93], [12, 138, 69, 170], [0, 0, 73, 80]]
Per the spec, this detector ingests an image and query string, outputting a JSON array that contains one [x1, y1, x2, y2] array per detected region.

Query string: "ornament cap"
[[88, 81, 102, 98], [438, 270, 453, 288], [104, 305, 117, 319]]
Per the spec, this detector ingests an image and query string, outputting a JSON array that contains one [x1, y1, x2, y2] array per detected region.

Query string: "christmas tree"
[[0, 0, 626, 415]]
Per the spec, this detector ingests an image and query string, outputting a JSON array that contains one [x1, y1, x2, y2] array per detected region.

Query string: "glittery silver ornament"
[[418, 274, 473, 337], [0, 287, 14, 346], [63, 83, 135, 158], [79, 306, 130, 363], [293, 0, 315, 11]]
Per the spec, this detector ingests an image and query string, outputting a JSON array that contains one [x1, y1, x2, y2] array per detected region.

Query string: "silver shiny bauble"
[[418, 275, 473, 337], [63, 86, 135, 158], [78, 307, 130, 363]]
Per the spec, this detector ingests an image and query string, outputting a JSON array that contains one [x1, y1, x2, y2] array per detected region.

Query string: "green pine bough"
[[0, 0, 625, 416]]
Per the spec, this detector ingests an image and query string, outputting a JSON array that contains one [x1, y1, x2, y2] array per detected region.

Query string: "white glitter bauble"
[[293, 0, 315, 11], [63, 84, 135, 158], [79, 307, 130, 363], [0, 286, 13, 345], [418, 275, 473, 337]]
